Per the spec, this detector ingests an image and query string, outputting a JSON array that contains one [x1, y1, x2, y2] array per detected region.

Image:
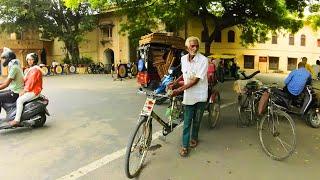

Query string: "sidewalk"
[[80, 79, 319, 180], [82, 112, 319, 180]]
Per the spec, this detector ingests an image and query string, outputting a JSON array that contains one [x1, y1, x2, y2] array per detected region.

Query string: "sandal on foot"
[[179, 148, 188, 157], [190, 139, 198, 148]]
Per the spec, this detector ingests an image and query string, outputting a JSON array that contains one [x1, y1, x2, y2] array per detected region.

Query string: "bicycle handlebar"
[[137, 88, 169, 98], [240, 70, 261, 80]]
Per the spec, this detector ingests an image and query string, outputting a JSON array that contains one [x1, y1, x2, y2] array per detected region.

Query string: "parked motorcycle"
[[271, 85, 320, 128], [0, 95, 50, 130]]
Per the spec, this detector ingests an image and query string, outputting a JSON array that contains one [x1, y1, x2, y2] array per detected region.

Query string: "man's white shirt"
[[181, 53, 208, 105]]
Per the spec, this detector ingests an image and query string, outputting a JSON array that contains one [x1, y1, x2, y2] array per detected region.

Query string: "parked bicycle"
[[236, 71, 296, 161], [124, 89, 183, 178], [236, 70, 262, 127], [258, 85, 296, 161]]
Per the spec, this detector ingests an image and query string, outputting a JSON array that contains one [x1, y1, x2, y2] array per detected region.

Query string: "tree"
[[307, 0, 320, 30], [0, 0, 97, 64], [65, 0, 308, 55]]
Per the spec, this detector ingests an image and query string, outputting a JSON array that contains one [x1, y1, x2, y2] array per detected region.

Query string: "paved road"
[[0, 75, 155, 180], [0, 75, 319, 180]]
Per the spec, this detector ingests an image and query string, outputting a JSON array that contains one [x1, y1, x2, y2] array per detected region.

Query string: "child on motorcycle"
[[9, 53, 43, 126]]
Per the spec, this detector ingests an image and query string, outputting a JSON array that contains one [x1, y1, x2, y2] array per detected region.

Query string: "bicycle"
[[124, 89, 183, 179], [236, 71, 263, 127], [258, 86, 296, 161], [237, 79, 296, 160], [237, 81, 263, 127]]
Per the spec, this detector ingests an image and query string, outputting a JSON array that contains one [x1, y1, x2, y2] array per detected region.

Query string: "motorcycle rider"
[[283, 62, 312, 101], [9, 53, 43, 126], [0, 47, 24, 109]]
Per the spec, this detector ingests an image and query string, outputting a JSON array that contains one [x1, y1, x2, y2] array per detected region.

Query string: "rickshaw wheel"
[[41, 66, 49, 76], [208, 91, 221, 129], [55, 65, 63, 74], [118, 64, 127, 78], [131, 64, 138, 76]]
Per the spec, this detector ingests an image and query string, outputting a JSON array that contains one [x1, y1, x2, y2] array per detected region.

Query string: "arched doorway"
[[104, 48, 114, 73], [40, 48, 47, 65]]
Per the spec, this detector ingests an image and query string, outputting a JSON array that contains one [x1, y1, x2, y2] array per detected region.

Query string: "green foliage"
[[307, 0, 320, 30], [65, 0, 308, 54], [78, 56, 94, 65], [0, 0, 97, 64], [62, 56, 71, 64]]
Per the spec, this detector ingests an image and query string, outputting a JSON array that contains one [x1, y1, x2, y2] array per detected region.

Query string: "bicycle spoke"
[[259, 109, 296, 161], [276, 137, 291, 153]]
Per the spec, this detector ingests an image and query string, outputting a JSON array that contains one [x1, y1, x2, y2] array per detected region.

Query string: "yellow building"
[[182, 18, 320, 73], [2, 11, 320, 75], [51, 11, 132, 72], [0, 31, 51, 75]]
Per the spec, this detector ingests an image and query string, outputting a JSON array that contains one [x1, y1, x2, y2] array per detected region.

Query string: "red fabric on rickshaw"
[[137, 71, 149, 85]]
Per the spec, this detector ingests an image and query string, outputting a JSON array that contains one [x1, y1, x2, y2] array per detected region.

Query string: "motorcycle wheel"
[[306, 110, 320, 128], [32, 113, 46, 128]]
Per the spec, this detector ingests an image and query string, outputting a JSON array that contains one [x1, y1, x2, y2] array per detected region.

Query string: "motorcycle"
[[270, 85, 320, 128], [0, 95, 50, 129]]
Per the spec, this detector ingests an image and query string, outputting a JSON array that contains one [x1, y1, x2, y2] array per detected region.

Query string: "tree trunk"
[[65, 41, 80, 65], [204, 42, 211, 56]]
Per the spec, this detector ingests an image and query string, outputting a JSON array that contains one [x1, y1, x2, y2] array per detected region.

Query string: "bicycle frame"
[[139, 91, 182, 136]]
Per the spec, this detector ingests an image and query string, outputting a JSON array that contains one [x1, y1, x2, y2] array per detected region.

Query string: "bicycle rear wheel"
[[237, 94, 253, 127], [259, 109, 296, 161], [208, 92, 221, 128], [125, 116, 152, 178]]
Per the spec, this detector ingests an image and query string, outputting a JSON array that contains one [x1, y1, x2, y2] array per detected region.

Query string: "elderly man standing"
[[169, 36, 208, 157]]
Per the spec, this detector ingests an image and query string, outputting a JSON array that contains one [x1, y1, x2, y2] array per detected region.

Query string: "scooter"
[[271, 86, 320, 128], [0, 95, 50, 129]]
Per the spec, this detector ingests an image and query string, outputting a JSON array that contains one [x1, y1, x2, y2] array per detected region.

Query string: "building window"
[[259, 56, 267, 62], [287, 58, 297, 71], [244, 55, 254, 69], [269, 57, 279, 70], [100, 24, 114, 38], [228, 30, 235, 42], [272, 33, 277, 44], [214, 30, 221, 42], [15, 32, 23, 40], [258, 32, 267, 43], [318, 39, 320, 47], [289, 34, 294, 45], [301, 34, 306, 46]]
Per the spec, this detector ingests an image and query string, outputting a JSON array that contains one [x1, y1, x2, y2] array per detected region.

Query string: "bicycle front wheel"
[[125, 116, 152, 178], [259, 109, 296, 161]]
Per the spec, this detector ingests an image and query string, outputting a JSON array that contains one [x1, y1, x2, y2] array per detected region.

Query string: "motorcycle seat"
[[271, 88, 291, 107]]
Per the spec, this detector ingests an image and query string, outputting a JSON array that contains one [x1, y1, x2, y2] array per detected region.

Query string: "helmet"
[[26, 53, 39, 65], [1, 47, 16, 67]]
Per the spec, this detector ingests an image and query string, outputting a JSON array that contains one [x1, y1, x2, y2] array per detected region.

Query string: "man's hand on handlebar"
[[167, 81, 180, 90], [168, 87, 184, 97]]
